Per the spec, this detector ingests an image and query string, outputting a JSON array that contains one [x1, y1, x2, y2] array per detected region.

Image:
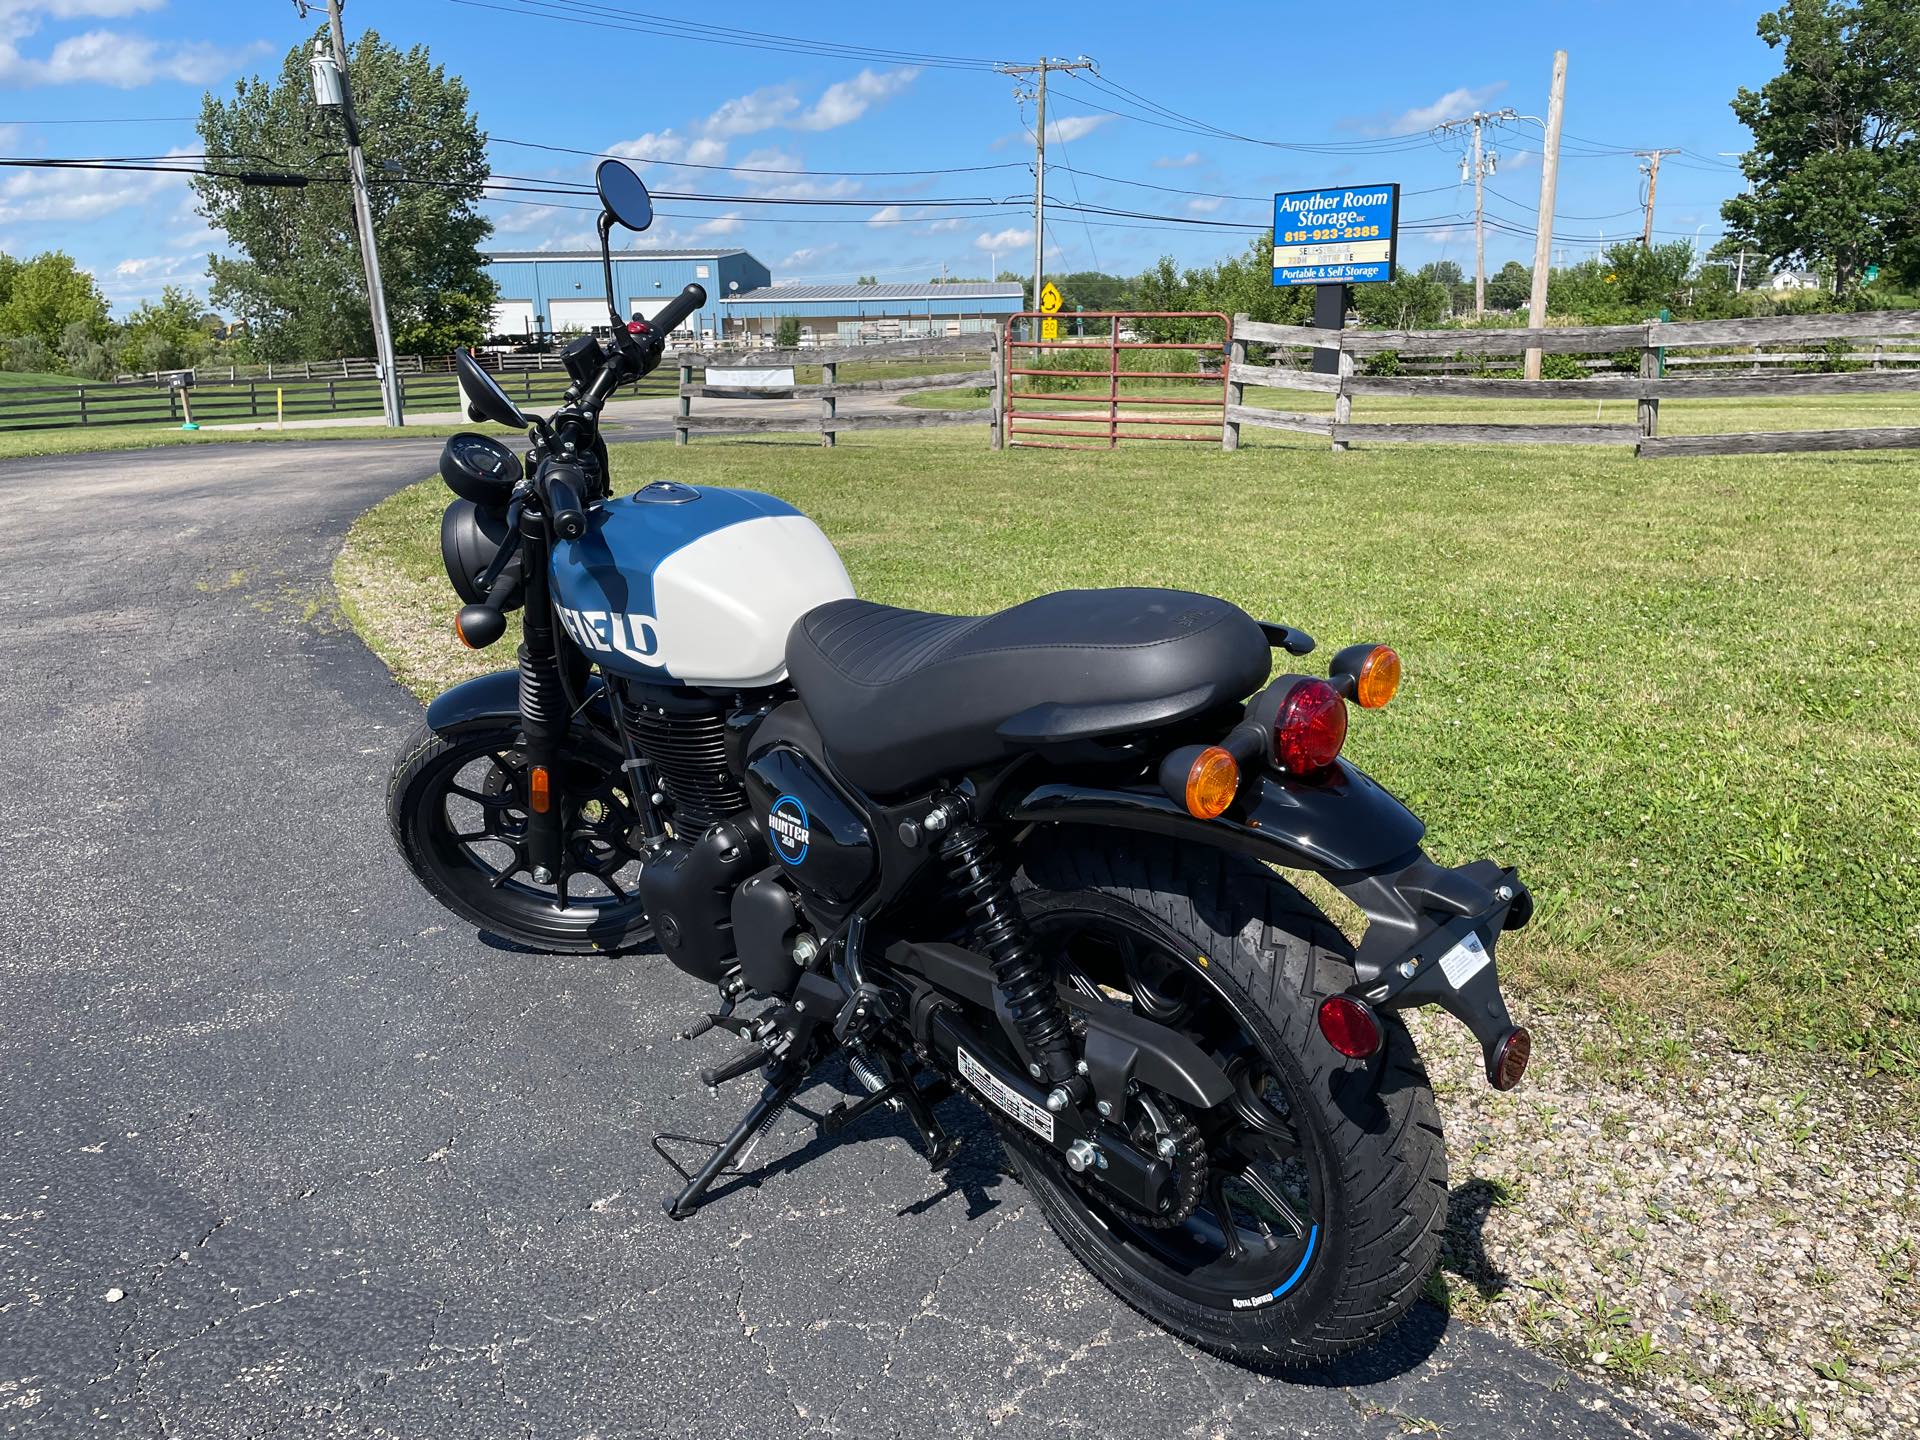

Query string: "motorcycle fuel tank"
[[549, 481, 854, 687]]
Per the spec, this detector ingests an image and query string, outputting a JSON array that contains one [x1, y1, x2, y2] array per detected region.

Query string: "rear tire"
[[1008, 829, 1447, 1366]]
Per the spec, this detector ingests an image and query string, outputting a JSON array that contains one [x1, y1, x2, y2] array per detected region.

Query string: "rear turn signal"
[[1489, 1026, 1532, 1091], [1184, 745, 1240, 819], [1316, 994, 1383, 1059], [1353, 646, 1401, 709], [1275, 678, 1348, 776]]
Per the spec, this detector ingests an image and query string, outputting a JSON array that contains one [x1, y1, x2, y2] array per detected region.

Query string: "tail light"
[[1274, 679, 1348, 776], [1316, 994, 1383, 1058]]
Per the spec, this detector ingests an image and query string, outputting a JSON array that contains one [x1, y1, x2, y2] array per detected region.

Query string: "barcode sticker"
[[957, 1047, 1054, 1141]]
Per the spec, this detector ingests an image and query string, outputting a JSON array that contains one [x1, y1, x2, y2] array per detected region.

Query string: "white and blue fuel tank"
[[548, 481, 853, 688]]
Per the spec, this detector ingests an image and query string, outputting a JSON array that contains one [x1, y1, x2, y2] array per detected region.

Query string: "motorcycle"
[[387, 156, 1536, 1366]]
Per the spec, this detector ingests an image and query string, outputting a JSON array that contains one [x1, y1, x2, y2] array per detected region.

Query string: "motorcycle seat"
[[785, 588, 1272, 795]]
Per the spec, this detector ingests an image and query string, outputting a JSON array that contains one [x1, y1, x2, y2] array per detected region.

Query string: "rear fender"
[[1006, 766, 1533, 1084]]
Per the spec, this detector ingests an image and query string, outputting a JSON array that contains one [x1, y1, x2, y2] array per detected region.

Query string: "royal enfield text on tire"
[[386, 720, 653, 954], [1008, 830, 1448, 1366]]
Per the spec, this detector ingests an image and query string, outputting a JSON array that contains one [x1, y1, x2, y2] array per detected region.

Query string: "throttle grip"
[[543, 465, 588, 540], [637, 282, 707, 342]]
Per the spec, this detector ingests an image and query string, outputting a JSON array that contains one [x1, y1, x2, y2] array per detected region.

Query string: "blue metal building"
[[484, 249, 1022, 348]]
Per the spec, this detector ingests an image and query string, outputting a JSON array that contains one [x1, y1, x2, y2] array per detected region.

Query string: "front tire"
[[1008, 830, 1447, 1366], [386, 720, 653, 953]]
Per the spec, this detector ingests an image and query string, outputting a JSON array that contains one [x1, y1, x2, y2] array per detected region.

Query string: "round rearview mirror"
[[595, 159, 653, 232], [454, 348, 529, 430]]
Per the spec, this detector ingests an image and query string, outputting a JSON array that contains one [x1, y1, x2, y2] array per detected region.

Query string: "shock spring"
[[939, 820, 1076, 1083]]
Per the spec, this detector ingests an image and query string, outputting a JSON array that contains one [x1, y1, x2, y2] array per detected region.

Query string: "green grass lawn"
[[0, 368, 91, 389], [336, 424, 1920, 1072]]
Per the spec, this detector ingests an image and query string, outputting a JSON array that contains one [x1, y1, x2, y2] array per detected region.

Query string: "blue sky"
[[0, 0, 1779, 315]]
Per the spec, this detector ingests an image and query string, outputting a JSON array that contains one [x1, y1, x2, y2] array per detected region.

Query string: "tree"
[[1131, 234, 1311, 340], [117, 287, 221, 375], [1721, 0, 1920, 294], [193, 28, 495, 360], [0, 251, 110, 353], [1486, 260, 1533, 312], [1351, 270, 1449, 329], [856, 274, 878, 285], [775, 317, 801, 349]]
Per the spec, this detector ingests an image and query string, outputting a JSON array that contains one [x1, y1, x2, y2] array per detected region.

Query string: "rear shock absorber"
[[939, 817, 1077, 1084]]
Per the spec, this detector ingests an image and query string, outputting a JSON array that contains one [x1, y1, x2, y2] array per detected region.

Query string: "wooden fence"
[[0, 362, 674, 433], [670, 333, 993, 446], [1224, 309, 1920, 458]]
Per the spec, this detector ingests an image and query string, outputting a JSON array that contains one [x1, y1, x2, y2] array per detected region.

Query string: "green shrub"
[[1539, 353, 1588, 380], [1363, 349, 1402, 377]]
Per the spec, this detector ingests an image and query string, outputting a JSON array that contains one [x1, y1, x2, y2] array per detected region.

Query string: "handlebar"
[[636, 283, 706, 346], [543, 464, 588, 540]]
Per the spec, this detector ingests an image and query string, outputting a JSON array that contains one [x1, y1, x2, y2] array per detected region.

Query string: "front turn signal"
[[1184, 745, 1240, 819], [528, 765, 552, 814]]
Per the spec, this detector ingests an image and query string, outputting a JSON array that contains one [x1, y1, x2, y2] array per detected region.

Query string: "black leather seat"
[[786, 588, 1272, 795]]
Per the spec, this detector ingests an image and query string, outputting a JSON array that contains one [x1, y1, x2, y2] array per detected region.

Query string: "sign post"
[[1271, 184, 1399, 374]]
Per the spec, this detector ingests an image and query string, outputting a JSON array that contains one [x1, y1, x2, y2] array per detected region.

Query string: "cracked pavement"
[[0, 436, 1699, 1438]]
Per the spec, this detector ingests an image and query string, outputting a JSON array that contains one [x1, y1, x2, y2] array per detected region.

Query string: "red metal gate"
[[1002, 311, 1232, 450]]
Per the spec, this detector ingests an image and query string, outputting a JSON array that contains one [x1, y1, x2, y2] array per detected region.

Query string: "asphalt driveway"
[[0, 435, 1696, 1439]]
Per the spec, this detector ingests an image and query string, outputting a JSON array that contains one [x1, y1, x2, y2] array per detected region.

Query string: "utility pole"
[[1432, 107, 1517, 319], [1524, 50, 1567, 381], [313, 0, 403, 426], [995, 56, 1095, 318], [1636, 148, 1680, 248]]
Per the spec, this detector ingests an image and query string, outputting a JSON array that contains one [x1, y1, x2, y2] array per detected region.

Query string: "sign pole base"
[[1311, 283, 1347, 375]]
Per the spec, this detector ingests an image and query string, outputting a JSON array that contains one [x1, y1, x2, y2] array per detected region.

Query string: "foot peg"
[[700, 1043, 768, 1089]]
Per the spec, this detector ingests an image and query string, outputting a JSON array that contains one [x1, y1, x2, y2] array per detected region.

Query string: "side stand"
[[659, 1063, 804, 1220]]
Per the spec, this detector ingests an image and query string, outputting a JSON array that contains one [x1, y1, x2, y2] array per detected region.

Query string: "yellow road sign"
[[1041, 317, 1059, 340], [1039, 281, 1063, 314]]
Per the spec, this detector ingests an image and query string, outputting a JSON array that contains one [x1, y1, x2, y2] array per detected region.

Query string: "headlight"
[[440, 499, 515, 606]]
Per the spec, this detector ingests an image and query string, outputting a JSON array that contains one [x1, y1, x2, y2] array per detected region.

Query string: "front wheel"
[[386, 720, 653, 953], [1007, 831, 1448, 1366]]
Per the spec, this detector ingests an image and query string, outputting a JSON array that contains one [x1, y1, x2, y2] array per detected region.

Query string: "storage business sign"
[[1271, 184, 1399, 286]]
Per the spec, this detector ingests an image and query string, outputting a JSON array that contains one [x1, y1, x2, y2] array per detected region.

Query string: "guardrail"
[[669, 334, 994, 446], [1224, 309, 1920, 457]]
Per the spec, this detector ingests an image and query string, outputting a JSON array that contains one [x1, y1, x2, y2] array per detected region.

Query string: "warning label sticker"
[[957, 1047, 1055, 1142], [1438, 930, 1492, 990]]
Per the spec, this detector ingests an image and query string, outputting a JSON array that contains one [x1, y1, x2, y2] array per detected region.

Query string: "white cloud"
[[608, 128, 727, 167], [1187, 196, 1224, 215], [701, 84, 802, 139], [926, 216, 965, 233], [793, 67, 918, 131], [974, 226, 1032, 252], [696, 212, 743, 236], [1045, 114, 1110, 144], [1154, 151, 1202, 169], [1380, 82, 1508, 135], [866, 204, 903, 226], [776, 244, 843, 273], [0, 28, 258, 87], [0, 145, 187, 222]]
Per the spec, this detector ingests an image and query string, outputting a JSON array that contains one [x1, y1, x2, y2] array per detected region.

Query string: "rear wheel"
[[1006, 831, 1447, 1366], [386, 720, 653, 953]]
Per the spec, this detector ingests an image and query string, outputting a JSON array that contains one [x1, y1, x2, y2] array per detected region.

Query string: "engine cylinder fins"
[[622, 692, 750, 835], [938, 821, 1078, 1083]]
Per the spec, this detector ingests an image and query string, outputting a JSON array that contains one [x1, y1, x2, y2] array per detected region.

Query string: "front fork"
[[515, 512, 569, 882]]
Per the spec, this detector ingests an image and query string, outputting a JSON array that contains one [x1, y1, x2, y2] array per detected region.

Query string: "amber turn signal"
[[528, 765, 552, 814], [1184, 745, 1240, 819], [1353, 646, 1401, 709]]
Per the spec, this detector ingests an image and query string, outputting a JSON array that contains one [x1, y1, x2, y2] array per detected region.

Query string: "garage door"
[[629, 297, 698, 336], [491, 299, 535, 339], [548, 298, 609, 334]]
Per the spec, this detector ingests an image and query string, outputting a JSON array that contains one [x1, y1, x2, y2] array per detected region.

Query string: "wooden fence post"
[[1638, 324, 1660, 440], [821, 359, 837, 447], [676, 360, 693, 445], [1331, 343, 1354, 453], [76, 386, 88, 426], [1223, 320, 1247, 452], [248, 381, 258, 418]]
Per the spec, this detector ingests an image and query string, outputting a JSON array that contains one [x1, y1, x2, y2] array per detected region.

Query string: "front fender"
[[424, 668, 522, 737], [1006, 759, 1425, 875]]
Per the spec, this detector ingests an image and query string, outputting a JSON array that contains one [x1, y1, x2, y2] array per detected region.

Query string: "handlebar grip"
[[639, 282, 707, 343], [543, 465, 588, 540]]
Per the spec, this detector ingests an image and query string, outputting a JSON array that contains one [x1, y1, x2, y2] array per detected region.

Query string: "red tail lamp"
[[1275, 679, 1348, 776], [1316, 994, 1383, 1059], [1489, 1027, 1533, 1091]]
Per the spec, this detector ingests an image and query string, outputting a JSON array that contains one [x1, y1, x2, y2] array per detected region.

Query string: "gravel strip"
[[1406, 1005, 1918, 1439]]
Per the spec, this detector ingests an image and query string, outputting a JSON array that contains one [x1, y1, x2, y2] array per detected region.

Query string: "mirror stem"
[[598, 212, 619, 333]]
